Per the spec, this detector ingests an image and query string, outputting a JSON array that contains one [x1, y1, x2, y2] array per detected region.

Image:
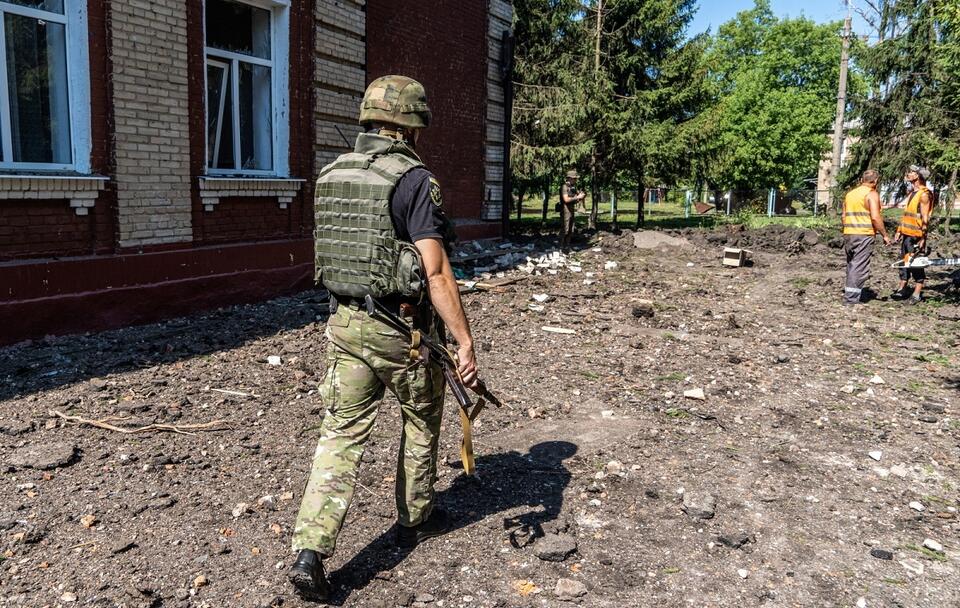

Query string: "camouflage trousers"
[[291, 303, 445, 557]]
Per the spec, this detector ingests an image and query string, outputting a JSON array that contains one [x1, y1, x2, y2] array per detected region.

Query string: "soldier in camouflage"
[[288, 75, 480, 602]]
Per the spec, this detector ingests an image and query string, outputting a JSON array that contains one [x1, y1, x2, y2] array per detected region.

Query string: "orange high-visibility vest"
[[842, 185, 876, 236], [899, 186, 930, 238]]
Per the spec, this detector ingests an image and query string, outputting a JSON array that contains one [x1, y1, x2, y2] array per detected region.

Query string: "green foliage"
[[843, 0, 960, 197], [697, 1, 846, 189]]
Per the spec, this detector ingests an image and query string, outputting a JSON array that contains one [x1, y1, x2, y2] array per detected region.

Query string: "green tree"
[[579, 0, 706, 228], [698, 1, 846, 190], [844, 0, 960, 223], [511, 0, 589, 218]]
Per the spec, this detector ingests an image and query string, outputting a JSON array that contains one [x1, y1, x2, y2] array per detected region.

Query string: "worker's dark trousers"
[[899, 235, 926, 284], [844, 235, 875, 304]]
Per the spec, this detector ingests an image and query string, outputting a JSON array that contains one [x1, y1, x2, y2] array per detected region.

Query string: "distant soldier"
[[560, 169, 585, 250], [891, 165, 934, 304], [288, 75, 478, 602], [841, 169, 891, 306]]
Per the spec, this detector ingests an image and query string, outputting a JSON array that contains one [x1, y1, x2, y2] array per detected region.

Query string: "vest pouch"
[[395, 242, 425, 299]]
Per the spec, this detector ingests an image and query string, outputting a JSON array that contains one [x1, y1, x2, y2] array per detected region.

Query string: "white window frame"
[[203, 0, 289, 178], [0, 0, 92, 173]]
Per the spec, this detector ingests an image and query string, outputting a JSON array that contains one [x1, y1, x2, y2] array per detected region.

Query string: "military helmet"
[[359, 75, 431, 129]]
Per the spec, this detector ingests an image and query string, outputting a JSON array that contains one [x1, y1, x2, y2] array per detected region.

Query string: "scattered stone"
[[682, 492, 717, 520], [631, 301, 655, 318], [554, 578, 587, 600], [110, 538, 138, 555], [604, 460, 624, 476], [921, 402, 945, 414], [414, 592, 435, 604], [899, 558, 924, 576], [193, 575, 208, 589], [80, 514, 97, 528], [918, 415, 938, 423], [922, 538, 943, 553], [717, 533, 751, 549], [909, 501, 925, 512], [532, 294, 551, 303], [7, 442, 77, 470], [856, 598, 867, 608], [534, 534, 577, 562], [775, 354, 790, 364], [873, 468, 889, 479], [869, 548, 893, 560], [232, 503, 250, 518], [869, 375, 885, 385], [841, 385, 856, 394], [890, 464, 909, 478], [89, 378, 109, 390], [737, 568, 749, 579], [267, 356, 282, 366], [0, 420, 33, 436], [604, 261, 618, 270], [683, 388, 705, 401], [257, 495, 277, 511], [60, 592, 78, 602], [868, 450, 882, 462], [600, 410, 615, 419]]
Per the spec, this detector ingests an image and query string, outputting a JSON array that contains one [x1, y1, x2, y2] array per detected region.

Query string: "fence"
[[516, 188, 838, 221]]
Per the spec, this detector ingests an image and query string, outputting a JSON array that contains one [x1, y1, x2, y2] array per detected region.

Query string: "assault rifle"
[[364, 295, 503, 475]]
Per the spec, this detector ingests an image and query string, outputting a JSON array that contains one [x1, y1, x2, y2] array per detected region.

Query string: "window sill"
[[198, 176, 306, 211], [0, 174, 109, 215]]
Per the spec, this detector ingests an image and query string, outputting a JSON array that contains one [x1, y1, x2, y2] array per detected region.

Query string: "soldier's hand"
[[457, 344, 479, 389], [883, 235, 892, 246]]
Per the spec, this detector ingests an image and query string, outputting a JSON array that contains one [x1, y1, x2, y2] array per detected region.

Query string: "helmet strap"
[[376, 127, 416, 148]]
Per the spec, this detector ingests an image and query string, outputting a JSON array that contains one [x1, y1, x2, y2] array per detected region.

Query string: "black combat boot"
[[289, 549, 330, 602], [396, 507, 451, 548]]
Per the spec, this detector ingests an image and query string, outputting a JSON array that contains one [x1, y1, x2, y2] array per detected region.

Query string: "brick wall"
[[111, 0, 193, 248], [366, 2, 488, 223], [314, 0, 366, 172], [485, 0, 513, 222], [0, 200, 111, 262], [200, 198, 293, 243]]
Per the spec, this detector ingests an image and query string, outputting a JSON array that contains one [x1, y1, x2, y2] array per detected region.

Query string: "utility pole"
[[829, 4, 853, 211]]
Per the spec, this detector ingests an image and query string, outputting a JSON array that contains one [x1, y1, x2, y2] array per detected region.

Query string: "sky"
[[689, 0, 869, 37]]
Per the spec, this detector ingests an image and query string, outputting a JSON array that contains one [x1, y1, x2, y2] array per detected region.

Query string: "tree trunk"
[[635, 175, 644, 229], [541, 185, 550, 223], [589, 177, 599, 231], [945, 168, 957, 235], [516, 186, 526, 222], [611, 189, 618, 232]]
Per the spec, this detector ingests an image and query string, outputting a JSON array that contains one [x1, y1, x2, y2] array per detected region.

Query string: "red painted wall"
[[366, 1, 488, 222]]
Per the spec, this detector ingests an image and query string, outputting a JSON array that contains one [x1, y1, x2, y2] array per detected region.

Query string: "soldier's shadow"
[[325, 440, 577, 605]]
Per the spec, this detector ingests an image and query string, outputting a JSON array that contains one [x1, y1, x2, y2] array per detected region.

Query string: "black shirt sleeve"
[[390, 167, 456, 246]]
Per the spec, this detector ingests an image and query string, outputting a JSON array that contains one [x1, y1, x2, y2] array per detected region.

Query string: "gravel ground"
[[1, 226, 958, 608]]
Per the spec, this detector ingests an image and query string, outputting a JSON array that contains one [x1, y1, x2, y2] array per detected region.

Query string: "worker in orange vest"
[[841, 169, 891, 306], [891, 165, 934, 304]]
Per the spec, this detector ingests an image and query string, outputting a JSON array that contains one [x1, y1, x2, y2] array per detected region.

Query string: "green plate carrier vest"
[[314, 134, 426, 299]]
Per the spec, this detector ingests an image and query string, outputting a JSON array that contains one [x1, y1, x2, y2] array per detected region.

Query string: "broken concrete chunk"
[[8, 442, 77, 470]]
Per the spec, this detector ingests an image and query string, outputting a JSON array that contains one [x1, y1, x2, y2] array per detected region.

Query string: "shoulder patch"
[[429, 177, 443, 207]]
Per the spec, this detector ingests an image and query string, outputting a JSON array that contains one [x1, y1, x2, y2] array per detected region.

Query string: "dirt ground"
[[1, 225, 959, 608]]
